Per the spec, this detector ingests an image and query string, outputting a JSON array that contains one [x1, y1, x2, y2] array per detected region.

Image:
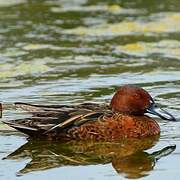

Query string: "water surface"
[[0, 0, 180, 180]]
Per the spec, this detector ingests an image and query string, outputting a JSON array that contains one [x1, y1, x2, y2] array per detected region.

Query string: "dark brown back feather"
[[4, 102, 111, 138]]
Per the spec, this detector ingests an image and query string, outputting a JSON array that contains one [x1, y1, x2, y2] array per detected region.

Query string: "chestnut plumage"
[[3, 85, 176, 140]]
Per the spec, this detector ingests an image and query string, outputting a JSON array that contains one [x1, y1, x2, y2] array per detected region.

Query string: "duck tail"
[[2, 120, 38, 137]]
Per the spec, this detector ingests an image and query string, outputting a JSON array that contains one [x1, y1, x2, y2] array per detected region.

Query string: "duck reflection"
[[3, 136, 175, 179]]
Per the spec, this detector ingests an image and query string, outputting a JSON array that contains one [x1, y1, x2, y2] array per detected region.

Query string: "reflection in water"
[[3, 136, 175, 179], [0, 0, 179, 179]]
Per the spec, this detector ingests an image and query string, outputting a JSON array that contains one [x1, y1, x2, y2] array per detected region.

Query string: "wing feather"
[[3, 102, 111, 138]]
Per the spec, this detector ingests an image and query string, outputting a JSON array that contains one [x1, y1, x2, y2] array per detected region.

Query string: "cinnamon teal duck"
[[3, 85, 176, 140]]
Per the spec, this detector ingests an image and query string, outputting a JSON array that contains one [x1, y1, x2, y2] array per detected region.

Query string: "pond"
[[0, 0, 180, 179]]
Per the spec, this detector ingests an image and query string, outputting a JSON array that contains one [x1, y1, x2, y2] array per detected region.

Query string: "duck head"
[[110, 85, 176, 121]]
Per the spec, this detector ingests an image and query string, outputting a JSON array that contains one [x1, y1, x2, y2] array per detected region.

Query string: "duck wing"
[[3, 102, 111, 138]]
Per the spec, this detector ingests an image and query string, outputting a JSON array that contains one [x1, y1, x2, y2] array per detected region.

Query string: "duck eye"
[[150, 96, 155, 104]]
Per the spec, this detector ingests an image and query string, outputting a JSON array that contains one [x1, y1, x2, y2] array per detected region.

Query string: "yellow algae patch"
[[116, 40, 180, 58], [51, 4, 123, 14], [0, 71, 14, 78], [65, 21, 141, 36], [16, 62, 49, 75], [0, 60, 50, 78], [23, 44, 47, 50], [171, 49, 180, 56], [2, 48, 27, 57], [111, 21, 140, 34], [107, 5, 122, 13], [169, 14, 180, 21], [23, 44, 61, 51], [117, 42, 151, 56], [64, 13, 180, 36], [143, 22, 168, 33], [120, 43, 146, 52]]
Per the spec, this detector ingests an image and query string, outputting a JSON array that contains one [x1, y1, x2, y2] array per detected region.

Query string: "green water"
[[0, 0, 180, 179]]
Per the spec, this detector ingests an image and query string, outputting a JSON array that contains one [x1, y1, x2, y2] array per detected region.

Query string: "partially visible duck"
[[0, 103, 2, 118], [3, 85, 176, 140]]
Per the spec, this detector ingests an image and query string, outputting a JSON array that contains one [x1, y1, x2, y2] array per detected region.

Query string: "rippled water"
[[0, 0, 180, 179]]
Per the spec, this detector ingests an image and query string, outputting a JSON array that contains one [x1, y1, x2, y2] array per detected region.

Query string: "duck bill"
[[146, 104, 176, 121]]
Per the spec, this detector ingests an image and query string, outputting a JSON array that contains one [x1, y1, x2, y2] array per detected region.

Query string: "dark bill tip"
[[146, 103, 176, 121]]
